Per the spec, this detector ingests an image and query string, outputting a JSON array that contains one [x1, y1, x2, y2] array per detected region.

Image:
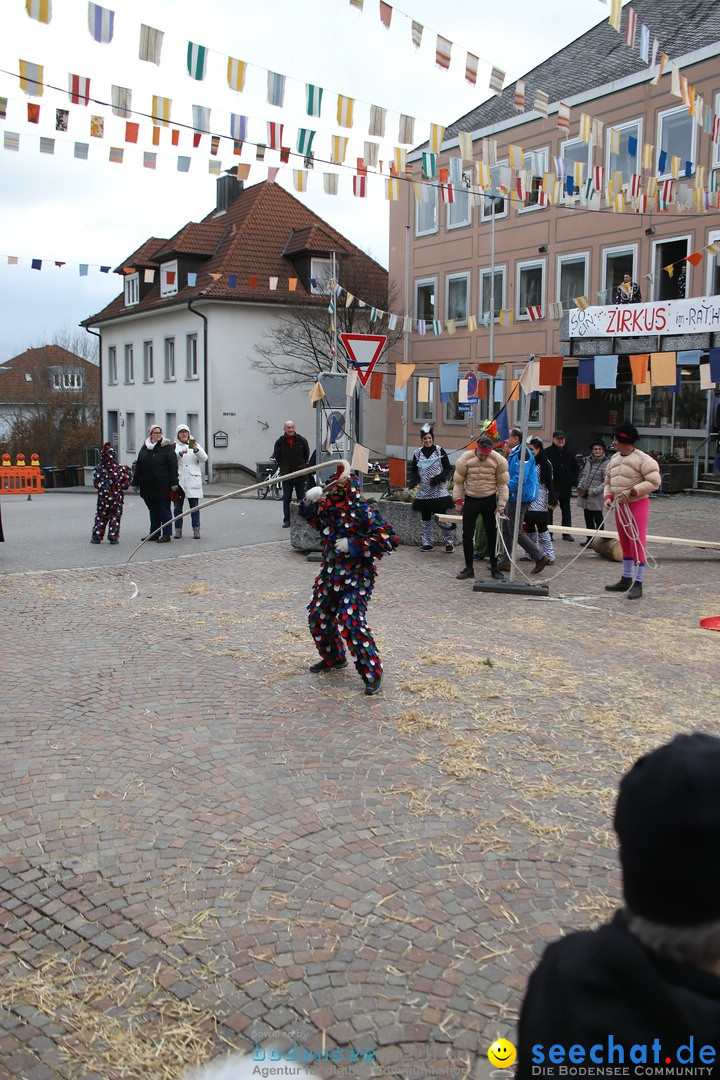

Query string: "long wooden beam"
[[434, 515, 720, 552]]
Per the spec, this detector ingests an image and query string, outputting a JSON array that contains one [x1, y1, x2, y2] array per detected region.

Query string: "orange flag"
[[369, 372, 383, 399], [576, 383, 591, 400], [538, 355, 563, 386], [388, 457, 405, 488], [629, 354, 649, 385]]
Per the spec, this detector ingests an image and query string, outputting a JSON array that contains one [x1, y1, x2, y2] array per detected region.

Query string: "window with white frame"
[[606, 120, 642, 186], [444, 390, 468, 425], [143, 341, 154, 383], [166, 413, 176, 437], [160, 260, 179, 298], [187, 413, 199, 437], [164, 337, 175, 380], [707, 228, 720, 296], [602, 246, 637, 302], [416, 186, 438, 236], [479, 267, 506, 322], [310, 258, 333, 295], [124, 272, 139, 307], [145, 413, 155, 435], [446, 273, 470, 324], [562, 139, 591, 194], [516, 260, 545, 318], [412, 376, 435, 423], [652, 236, 690, 301], [126, 412, 135, 453], [480, 161, 509, 222], [186, 333, 198, 379], [415, 278, 436, 326], [107, 346, 117, 384], [124, 344, 134, 384], [518, 149, 548, 211], [558, 253, 589, 311], [657, 106, 695, 178], [447, 171, 472, 229], [512, 368, 542, 427]]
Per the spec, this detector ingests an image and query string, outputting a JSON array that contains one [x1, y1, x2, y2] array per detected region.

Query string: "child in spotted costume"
[[299, 471, 398, 696], [91, 442, 131, 544]]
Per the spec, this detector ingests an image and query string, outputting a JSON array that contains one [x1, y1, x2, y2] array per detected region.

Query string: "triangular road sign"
[[339, 333, 387, 387]]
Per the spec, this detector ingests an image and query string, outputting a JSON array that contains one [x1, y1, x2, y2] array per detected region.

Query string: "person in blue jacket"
[[497, 427, 549, 575]]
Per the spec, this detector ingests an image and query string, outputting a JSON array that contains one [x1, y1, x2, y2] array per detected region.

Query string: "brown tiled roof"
[[152, 222, 226, 260], [0, 347, 99, 402], [85, 181, 388, 324], [283, 225, 351, 257], [112, 237, 167, 274]]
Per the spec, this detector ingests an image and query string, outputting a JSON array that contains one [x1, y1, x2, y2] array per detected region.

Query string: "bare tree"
[[252, 266, 402, 389]]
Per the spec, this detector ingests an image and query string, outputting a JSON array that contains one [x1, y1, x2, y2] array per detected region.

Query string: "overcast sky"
[[0, 0, 613, 362]]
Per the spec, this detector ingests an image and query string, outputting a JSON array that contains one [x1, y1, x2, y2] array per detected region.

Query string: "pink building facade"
[[387, 2, 720, 469]]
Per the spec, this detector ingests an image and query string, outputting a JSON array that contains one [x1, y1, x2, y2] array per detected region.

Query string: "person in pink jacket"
[[603, 422, 661, 600]]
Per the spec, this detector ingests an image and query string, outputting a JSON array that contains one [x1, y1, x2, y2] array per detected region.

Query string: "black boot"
[[605, 576, 632, 592], [626, 581, 643, 599]]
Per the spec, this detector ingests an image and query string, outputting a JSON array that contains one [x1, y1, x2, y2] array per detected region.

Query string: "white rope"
[[121, 459, 350, 600]]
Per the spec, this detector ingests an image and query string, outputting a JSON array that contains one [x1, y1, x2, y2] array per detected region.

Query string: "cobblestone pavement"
[[2, 496, 720, 1080]]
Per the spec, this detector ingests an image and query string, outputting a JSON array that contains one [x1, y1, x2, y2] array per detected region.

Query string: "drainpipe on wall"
[[85, 326, 102, 449], [187, 300, 210, 481]]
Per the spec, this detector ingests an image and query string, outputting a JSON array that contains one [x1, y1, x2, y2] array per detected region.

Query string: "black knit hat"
[[614, 732, 720, 926], [613, 421, 639, 444]]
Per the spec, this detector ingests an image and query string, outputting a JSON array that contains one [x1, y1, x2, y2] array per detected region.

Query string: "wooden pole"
[[435, 516, 720, 552]]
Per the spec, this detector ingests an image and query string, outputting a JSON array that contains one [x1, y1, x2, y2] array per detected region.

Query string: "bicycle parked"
[[257, 464, 283, 500]]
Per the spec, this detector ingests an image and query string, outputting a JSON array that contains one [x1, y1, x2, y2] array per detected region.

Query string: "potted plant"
[[649, 452, 694, 493]]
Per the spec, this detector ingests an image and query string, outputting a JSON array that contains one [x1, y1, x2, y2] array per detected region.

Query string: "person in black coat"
[[132, 423, 179, 542], [516, 733, 720, 1078], [545, 430, 579, 541], [273, 420, 310, 527]]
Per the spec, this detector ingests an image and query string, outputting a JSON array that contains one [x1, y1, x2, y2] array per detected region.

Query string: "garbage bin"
[[256, 460, 276, 481], [43, 466, 59, 488]]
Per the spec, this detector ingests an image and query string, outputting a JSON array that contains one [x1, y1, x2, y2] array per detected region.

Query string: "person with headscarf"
[[132, 423, 178, 543], [299, 469, 398, 696], [577, 440, 608, 546], [90, 442, 132, 544], [173, 424, 208, 539], [408, 424, 456, 552], [603, 422, 661, 599]]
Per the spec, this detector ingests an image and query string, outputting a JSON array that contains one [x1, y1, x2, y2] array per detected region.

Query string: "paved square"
[[2, 495, 720, 1079]]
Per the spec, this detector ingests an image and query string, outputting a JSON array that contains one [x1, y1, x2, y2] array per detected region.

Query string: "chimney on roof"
[[216, 172, 243, 212]]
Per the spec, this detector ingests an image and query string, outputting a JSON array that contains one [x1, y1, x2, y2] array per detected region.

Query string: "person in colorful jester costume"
[[299, 468, 398, 697], [91, 442, 132, 544]]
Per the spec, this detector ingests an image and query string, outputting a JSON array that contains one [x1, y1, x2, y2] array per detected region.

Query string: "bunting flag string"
[[10, 0, 720, 191]]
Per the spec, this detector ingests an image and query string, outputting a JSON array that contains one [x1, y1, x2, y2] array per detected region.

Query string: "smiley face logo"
[[488, 1039, 517, 1068]]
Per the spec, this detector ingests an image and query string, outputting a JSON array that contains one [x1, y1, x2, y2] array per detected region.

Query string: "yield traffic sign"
[[339, 333, 387, 387]]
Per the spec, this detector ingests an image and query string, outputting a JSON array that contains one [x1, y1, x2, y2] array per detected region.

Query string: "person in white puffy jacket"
[[173, 424, 208, 539], [603, 422, 661, 600]]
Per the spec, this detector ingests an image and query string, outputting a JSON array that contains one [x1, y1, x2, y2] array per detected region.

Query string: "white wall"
[[95, 297, 388, 477]]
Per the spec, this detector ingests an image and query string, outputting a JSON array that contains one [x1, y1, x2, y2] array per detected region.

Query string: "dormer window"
[[160, 260, 179, 298], [124, 272, 139, 307], [50, 368, 83, 390], [310, 258, 333, 295]]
